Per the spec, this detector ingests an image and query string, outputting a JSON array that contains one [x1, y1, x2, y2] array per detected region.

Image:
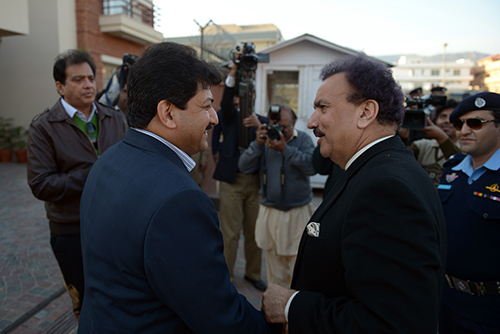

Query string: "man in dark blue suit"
[[78, 42, 281, 333]]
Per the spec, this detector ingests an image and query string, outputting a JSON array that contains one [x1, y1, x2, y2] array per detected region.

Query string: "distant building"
[[392, 55, 475, 95], [475, 54, 500, 93], [0, 0, 162, 127], [164, 23, 284, 63]]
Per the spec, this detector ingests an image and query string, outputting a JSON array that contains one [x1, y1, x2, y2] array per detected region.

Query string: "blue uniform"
[[437, 149, 500, 330]]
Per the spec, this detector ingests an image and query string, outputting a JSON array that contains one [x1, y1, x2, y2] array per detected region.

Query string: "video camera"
[[266, 105, 284, 140], [403, 94, 447, 130], [232, 42, 259, 72], [233, 42, 270, 148]]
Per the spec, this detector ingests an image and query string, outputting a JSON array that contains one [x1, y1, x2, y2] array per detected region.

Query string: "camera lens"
[[267, 128, 280, 141]]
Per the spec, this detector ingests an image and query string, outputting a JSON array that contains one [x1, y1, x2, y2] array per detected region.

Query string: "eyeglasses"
[[452, 117, 500, 131], [86, 122, 97, 145]]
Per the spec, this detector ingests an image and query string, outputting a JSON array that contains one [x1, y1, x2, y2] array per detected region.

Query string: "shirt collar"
[[131, 128, 195, 172], [60, 97, 97, 122], [287, 128, 298, 143], [345, 135, 394, 170], [453, 148, 500, 175]]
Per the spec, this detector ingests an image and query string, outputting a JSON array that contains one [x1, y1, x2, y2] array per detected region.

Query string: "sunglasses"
[[86, 122, 97, 145], [452, 117, 500, 131]]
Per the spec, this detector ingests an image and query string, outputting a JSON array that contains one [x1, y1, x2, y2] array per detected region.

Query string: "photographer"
[[98, 53, 138, 124], [238, 105, 315, 288], [401, 99, 461, 186], [212, 58, 268, 291]]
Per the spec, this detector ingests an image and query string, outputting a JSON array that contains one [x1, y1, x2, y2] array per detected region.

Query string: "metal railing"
[[102, 0, 161, 28]]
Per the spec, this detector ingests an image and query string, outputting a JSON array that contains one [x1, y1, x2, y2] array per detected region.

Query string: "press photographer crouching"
[[238, 105, 316, 288]]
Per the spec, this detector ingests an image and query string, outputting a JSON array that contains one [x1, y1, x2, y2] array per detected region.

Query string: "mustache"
[[206, 124, 212, 131], [313, 127, 324, 137]]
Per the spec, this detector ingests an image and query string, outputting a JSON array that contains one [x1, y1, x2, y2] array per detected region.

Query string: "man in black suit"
[[261, 54, 447, 333]]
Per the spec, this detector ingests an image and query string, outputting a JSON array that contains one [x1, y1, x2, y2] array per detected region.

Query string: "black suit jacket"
[[289, 136, 447, 333]]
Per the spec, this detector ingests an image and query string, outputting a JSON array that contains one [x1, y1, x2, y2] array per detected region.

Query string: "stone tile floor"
[[0, 162, 322, 333]]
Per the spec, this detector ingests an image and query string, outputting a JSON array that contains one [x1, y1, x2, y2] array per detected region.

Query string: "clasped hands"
[[261, 283, 297, 331]]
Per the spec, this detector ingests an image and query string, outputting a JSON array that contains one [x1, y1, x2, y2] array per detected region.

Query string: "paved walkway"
[[0, 162, 322, 333]]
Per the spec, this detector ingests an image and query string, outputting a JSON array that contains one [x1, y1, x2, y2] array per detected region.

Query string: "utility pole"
[[442, 43, 448, 87], [194, 19, 213, 59]]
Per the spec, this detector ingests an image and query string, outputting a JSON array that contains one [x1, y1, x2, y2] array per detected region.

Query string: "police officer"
[[437, 92, 500, 333]]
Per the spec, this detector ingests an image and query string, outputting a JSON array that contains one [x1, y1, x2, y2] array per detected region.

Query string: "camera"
[[403, 94, 447, 130], [266, 105, 284, 140], [232, 42, 259, 72]]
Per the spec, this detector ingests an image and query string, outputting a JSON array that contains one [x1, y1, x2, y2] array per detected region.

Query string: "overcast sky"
[[155, 0, 500, 57]]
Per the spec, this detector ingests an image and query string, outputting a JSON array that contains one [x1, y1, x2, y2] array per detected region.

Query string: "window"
[[453, 69, 461, 76], [266, 71, 299, 114], [102, 0, 154, 26], [431, 70, 440, 76], [103, 0, 129, 16]]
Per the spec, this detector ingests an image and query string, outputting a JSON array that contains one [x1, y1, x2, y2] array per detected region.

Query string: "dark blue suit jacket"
[[79, 129, 279, 333]]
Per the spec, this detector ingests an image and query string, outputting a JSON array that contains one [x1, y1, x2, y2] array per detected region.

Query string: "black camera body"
[[403, 94, 447, 130], [266, 105, 284, 140], [234, 42, 259, 72]]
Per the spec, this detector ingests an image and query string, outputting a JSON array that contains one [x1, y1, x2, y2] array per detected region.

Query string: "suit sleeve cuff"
[[285, 291, 300, 323]]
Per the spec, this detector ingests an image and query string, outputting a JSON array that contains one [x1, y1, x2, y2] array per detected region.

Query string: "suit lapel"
[[292, 136, 403, 285]]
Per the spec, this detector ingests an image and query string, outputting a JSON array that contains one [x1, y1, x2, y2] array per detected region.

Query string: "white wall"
[[253, 39, 351, 188], [0, 0, 29, 36], [255, 40, 347, 129], [0, 0, 77, 128]]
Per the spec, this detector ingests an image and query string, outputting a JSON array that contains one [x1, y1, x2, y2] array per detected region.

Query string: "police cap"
[[410, 87, 422, 95], [449, 92, 500, 122], [431, 86, 447, 93]]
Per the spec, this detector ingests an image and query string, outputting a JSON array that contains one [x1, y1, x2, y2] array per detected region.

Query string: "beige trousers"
[[219, 173, 262, 280]]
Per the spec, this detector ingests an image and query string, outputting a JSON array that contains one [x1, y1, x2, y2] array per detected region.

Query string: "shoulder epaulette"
[[444, 153, 467, 168], [31, 107, 50, 123]]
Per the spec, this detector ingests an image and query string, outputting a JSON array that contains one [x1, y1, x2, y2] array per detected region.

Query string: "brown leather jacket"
[[27, 99, 127, 235]]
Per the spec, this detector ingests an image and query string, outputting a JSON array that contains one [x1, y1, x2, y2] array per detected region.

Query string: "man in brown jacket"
[[27, 50, 126, 320]]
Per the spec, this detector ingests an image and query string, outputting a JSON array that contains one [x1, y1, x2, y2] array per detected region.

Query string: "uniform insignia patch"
[[446, 173, 459, 183], [485, 183, 500, 193]]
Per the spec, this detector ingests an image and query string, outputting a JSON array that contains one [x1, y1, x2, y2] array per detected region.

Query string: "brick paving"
[[0, 162, 322, 333], [0, 163, 73, 334]]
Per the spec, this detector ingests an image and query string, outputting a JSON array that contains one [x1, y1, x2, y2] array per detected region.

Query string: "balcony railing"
[[102, 0, 160, 28]]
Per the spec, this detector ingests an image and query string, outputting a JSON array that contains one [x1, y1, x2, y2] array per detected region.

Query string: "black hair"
[[320, 54, 405, 126], [127, 42, 222, 128], [53, 50, 96, 85]]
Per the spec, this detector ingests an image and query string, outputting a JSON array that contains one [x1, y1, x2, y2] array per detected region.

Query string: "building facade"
[[392, 55, 475, 95], [164, 23, 284, 63], [0, 0, 162, 128], [476, 54, 500, 93]]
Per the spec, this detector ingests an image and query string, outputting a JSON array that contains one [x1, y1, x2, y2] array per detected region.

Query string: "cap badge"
[[446, 173, 459, 183], [485, 183, 500, 193], [475, 97, 486, 108]]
